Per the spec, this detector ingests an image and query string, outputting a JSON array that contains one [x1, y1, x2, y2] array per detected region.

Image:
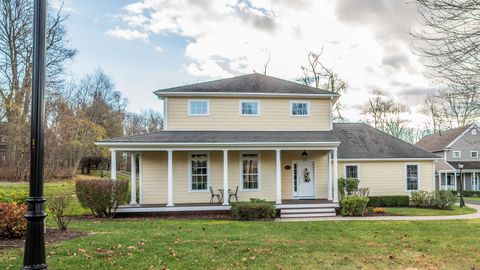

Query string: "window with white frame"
[[188, 100, 209, 116], [471, 151, 478, 158], [472, 173, 479, 191], [472, 129, 477, 135], [345, 165, 358, 179], [241, 153, 259, 190], [406, 165, 419, 191], [240, 101, 259, 116], [290, 101, 310, 116], [190, 154, 208, 191], [453, 151, 461, 158]]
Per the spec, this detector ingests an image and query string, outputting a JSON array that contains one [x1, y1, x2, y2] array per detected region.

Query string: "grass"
[[383, 206, 476, 216], [465, 197, 480, 201], [1, 219, 480, 269]]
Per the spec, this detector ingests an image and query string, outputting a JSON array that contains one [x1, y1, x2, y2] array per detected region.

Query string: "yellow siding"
[[166, 97, 331, 131], [141, 152, 167, 204], [337, 161, 435, 196]]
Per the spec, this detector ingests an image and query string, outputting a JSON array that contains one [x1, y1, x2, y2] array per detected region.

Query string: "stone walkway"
[[280, 204, 480, 222]]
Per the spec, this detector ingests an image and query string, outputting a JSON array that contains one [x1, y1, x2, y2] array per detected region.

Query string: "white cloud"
[[105, 27, 149, 41], [109, 0, 432, 127], [154, 46, 164, 52], [49, 0, 76, 13]]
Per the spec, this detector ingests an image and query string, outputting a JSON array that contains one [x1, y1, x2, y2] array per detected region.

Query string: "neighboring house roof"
[[333, 123, 439, 159], [447, 161, 480, 170], [99, 130, 340, 145], [415, 124, 472, 152], [154, 73, 339, 97]]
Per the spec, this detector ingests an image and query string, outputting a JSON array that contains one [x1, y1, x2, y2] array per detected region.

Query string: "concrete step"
[[278, 203, 338, 209], [281, 212, 337, 218], [281, 208, 336, 214]]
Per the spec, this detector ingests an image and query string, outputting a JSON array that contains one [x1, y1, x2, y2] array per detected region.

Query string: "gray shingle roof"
[[154, 73, 337, 96], [334, 123, 438, 159], [447, 161, 480, 170], [415, 125, 471, 151], [101, 130, 339, 144]]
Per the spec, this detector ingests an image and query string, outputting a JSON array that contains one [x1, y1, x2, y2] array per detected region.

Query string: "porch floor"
[[116, 199, 338, 213]]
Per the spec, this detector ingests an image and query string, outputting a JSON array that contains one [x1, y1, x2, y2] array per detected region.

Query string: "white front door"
[[294, 161, 315, 198]]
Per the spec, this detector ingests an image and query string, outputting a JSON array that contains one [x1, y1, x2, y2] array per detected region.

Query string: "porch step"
[[278, 203, 338, 209], [281, 208, 335, 214], [281, 212, 337, 218]]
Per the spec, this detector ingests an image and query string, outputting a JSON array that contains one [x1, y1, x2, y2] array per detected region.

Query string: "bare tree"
[[124, 109, 163, 136], [298, 50, 348, 120], [412, 0, 480, 90]]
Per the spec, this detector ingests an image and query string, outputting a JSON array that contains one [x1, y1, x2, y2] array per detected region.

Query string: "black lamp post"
[[458, 162, 465, 208], [23, 0, 48, 269]]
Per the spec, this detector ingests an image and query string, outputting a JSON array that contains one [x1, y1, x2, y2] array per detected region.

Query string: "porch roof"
[[97, 130, 340, 147], [448, 161, 480, 170]]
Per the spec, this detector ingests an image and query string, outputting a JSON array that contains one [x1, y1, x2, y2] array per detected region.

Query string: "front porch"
[[438, 171, 480, 191], [110, 148, 341, 214]]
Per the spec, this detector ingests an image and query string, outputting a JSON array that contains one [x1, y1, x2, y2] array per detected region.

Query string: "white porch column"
[[275, 149, 282, 205], [130, 153, 137, 204], [327, 151, 333, 201], [223, 149, 229, 206], [110, 150, 117, 180], [333, 149, 339, 203], [139, 153, 143, 204], [167, 150, 174, 206]]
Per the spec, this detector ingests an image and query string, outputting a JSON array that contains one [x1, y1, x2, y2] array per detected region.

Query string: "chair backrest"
[[209, 186, 214, 194], [235, 186, 239, 194]]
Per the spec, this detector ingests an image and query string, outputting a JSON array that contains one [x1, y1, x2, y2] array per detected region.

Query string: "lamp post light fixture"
[[301, 150, 308, 161], [458, 162, 465, 208], [23, 0, 48, 269]]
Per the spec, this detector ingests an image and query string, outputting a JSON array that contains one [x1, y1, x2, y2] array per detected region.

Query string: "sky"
[[54, 0, 435, 127]]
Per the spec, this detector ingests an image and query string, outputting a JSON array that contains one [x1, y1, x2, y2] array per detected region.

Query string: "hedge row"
[[367, 196, 410, 207]]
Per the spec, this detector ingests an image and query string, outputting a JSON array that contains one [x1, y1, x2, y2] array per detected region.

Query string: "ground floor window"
[[345, 165, 358, 179], [241, 153, 259, 190], [472, 173, 479, 191], [190, 153, 208, 191], [406, 164, 419, 191]]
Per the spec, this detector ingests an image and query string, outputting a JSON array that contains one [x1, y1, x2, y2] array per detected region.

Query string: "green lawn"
[[383, 206, 476, 216], [465, 197, 480, 201], [1, 219, 480, 269]]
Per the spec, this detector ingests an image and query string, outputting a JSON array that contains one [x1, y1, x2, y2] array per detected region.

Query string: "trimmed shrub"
[[47, 193, 73, 230], [367, 196, 410, 207], [230, 198, 276, 220], [411, 190, 456, 209], [433, 190, 456, 210], [340, 195, 369, 216], [338, 177, 359, 197], [0, 190, 28, 205], [0, 202, 27, 239], [75, 179, 129, 218]]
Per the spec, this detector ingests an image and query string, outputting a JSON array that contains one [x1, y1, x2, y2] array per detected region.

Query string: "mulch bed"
[[0, 229, 87, 250]]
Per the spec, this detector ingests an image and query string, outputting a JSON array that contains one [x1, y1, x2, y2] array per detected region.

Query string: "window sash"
[[406, 165, 418, 191], [241, 101, 259, 115], [346, 165, 358, 179], [471, 151, 478, 158], [190, 154, 208, 191], [241, 154, 259, 190], [189, 101, 208, 115], [291, 102, 309, 116], [453, 151, 461, 158]]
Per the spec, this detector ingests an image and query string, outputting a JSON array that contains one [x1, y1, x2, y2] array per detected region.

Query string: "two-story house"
[[416, 124, 480, 191], [97, 73, 437, 218]]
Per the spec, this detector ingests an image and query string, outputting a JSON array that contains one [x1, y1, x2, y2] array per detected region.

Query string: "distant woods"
[[0, 1, 162, 181]]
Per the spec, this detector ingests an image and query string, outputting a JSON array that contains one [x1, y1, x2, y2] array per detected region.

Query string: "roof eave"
[[153, 91, 340, 98], [95, 141, 341, 147]]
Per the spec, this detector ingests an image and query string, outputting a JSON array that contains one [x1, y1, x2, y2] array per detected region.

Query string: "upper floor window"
[[472, 129, 477, 135], [471, 151, 478, 158], [189, 153, 209, 191], [290, 101, 310, 116], [453, 151, 461, 158], [345, 165, 358, 179], [188, 100, 209, 116], [240, 100, 260, 116], [406, 164, 419, 191]]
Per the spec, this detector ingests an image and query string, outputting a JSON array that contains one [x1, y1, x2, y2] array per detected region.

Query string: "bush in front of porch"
[[230, 198, 276, 220], [75, 179, 129, 218]]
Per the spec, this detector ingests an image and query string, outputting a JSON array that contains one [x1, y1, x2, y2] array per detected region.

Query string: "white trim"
[[130, 153, 137, 204], [405, 163, 420, 192], [446, 124, 476, 148], [275, 149, 282, 204], [471, 151, 478, 158], [338, 158, 438, 161], [167, 150, 174, 206], [188, 152, 210, 192], [239, 100, 260, 116], [164, 97, 168, 130], [453, 151, 461, 158], [116, 205, 231, 213], [432, 160, 436, 191], [333, 149, 338, 203], [239, 151, 261, 191], [289, 100, 311, 117], [344, 163, 360, 180], [155, 91, 340, 98], [329, 97, 333, 130], [97, 141, 341, 147], [188, 99, 210, 116], [110, 150, 117, 180], [139, 152, 143, 204], [108, 147, 339, 152], [223, 149, 229, 205], [291, 160, 316, 198], [327, 151, 332, 201]]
